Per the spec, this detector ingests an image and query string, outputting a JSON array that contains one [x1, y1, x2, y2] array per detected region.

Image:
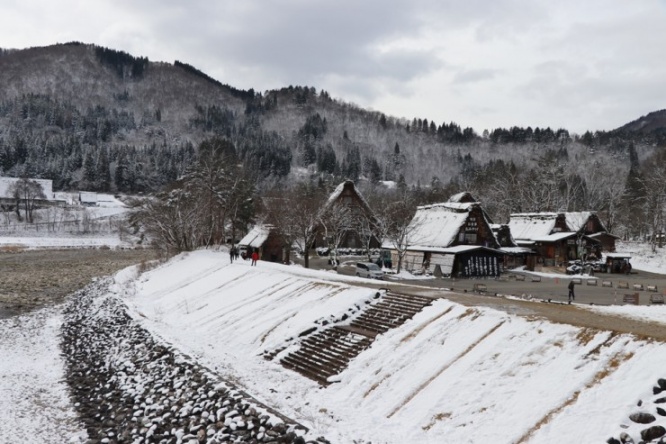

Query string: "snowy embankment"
[[111, 250, 666, 444]]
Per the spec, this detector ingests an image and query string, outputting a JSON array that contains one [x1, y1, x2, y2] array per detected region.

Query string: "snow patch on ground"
[[616, 241, 666, 274], [0, 307, 86, 443]]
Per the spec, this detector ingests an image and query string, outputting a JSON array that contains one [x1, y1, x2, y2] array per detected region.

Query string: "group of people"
[[229, 246, 240, 262], [229, 246, 259, 266]]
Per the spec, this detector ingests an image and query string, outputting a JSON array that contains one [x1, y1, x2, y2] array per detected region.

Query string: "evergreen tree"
[[97, 147, 111, 192], [82, 150, 97, 190], [115, 149, 131, 192]]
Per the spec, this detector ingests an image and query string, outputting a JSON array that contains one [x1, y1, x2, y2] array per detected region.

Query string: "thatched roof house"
[[386, 201, 502, 277]]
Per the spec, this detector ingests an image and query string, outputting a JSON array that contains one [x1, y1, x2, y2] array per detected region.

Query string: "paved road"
[[331, 260, 666, 306], [299, 255, 666, 341]]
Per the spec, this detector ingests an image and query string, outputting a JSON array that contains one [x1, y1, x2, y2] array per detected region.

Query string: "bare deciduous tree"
[[264, 183, 325, 268], [374, 191, 420, 273], [9, 178, 46, 223], [318, 202, 353, 266]]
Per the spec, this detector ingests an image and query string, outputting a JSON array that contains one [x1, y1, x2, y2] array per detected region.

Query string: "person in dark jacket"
[[568, 280, 575, 304]]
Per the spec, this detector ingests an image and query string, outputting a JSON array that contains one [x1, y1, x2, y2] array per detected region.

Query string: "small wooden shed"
[[238, 224, 287, 263]]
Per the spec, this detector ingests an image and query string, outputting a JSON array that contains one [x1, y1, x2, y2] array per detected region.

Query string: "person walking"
[[251, 250, 259, 266], [568, 280, 575, 304], [229, 246, 235, 263]]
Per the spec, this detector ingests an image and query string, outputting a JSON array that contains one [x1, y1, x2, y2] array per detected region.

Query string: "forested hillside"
[[0, 42, 665, 239]]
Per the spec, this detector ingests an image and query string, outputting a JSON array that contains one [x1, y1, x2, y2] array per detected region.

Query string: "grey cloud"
[[452, 68, 498, 84], [109, 0, 448, 93]]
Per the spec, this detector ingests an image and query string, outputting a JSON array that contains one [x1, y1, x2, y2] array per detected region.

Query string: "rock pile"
[[608, 378, 666, 444], [61, 278, 327, 444]]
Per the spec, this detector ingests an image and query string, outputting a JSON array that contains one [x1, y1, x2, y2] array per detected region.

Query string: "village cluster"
[[0, 174, 634, 280], [236, 180, 631, 279]]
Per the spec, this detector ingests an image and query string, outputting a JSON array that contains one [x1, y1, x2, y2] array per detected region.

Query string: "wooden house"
[[508, 212, 601, 266], [314, 180, 380, 250], [387, 201, 502, 278], [238, 224, 287, 263], [564, 212, 618, 254]]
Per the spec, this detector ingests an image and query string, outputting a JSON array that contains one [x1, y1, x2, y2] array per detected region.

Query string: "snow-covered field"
[[1, 239, 665, 443], [0, 195, 133, 249]]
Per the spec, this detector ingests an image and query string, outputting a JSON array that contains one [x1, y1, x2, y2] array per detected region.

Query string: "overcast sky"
[[2, 0, 666, 134]]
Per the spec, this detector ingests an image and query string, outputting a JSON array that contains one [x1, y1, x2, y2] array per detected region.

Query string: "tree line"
[[0, 74, 665, 243]]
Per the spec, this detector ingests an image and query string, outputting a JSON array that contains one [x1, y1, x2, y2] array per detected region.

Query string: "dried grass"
[[422, 412, 452, 431], [0, 245, 26, 253]]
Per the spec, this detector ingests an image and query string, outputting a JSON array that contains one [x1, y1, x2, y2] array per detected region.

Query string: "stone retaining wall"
[[61, 278, 328, 444]]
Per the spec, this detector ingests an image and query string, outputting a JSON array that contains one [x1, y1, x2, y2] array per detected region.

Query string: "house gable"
[[565, 211, 608, 235], [406, 202, 499, 249], [315, 180, 380, 249], [321, 180, 376, 221]]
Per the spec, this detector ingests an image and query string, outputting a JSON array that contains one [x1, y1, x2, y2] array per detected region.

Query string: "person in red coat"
[[251, 250, 259, 266]]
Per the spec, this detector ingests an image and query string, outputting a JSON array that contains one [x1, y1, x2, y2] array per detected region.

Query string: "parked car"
[[356, 262, 384, 279]]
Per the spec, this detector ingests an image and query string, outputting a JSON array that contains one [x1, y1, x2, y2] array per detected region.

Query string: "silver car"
[[356, 262, 384, 279]]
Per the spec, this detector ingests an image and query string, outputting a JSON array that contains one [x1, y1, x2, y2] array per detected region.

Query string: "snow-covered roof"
[[500, 246, 534, 255], [564, 212, 593, 232], [606, 253, 632, 259], [325, 181, 348, 206], [447, 191, 477, 203], [321, 180, 374, 217], [405, 245, 501, 254], [589, 231, 620, 239], [532, 232, 577, 242], [405, 203, 471, 249], [239, 224, 273, 248], [440, 202, 474, 211], [508, 213, 560, 241]]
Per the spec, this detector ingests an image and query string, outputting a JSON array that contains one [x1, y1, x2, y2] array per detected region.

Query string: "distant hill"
[[616, 109, 666, 135], [0, 42, 246, 147], [0, 42, 664, 235]]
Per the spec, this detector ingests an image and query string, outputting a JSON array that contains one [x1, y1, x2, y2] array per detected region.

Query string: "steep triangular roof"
[[404, 202, 499, 249], [564, 211, 608, 234], [490, 223, 519, 248], [447, 191, 494, 224], [320, 180, 375, 220]]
